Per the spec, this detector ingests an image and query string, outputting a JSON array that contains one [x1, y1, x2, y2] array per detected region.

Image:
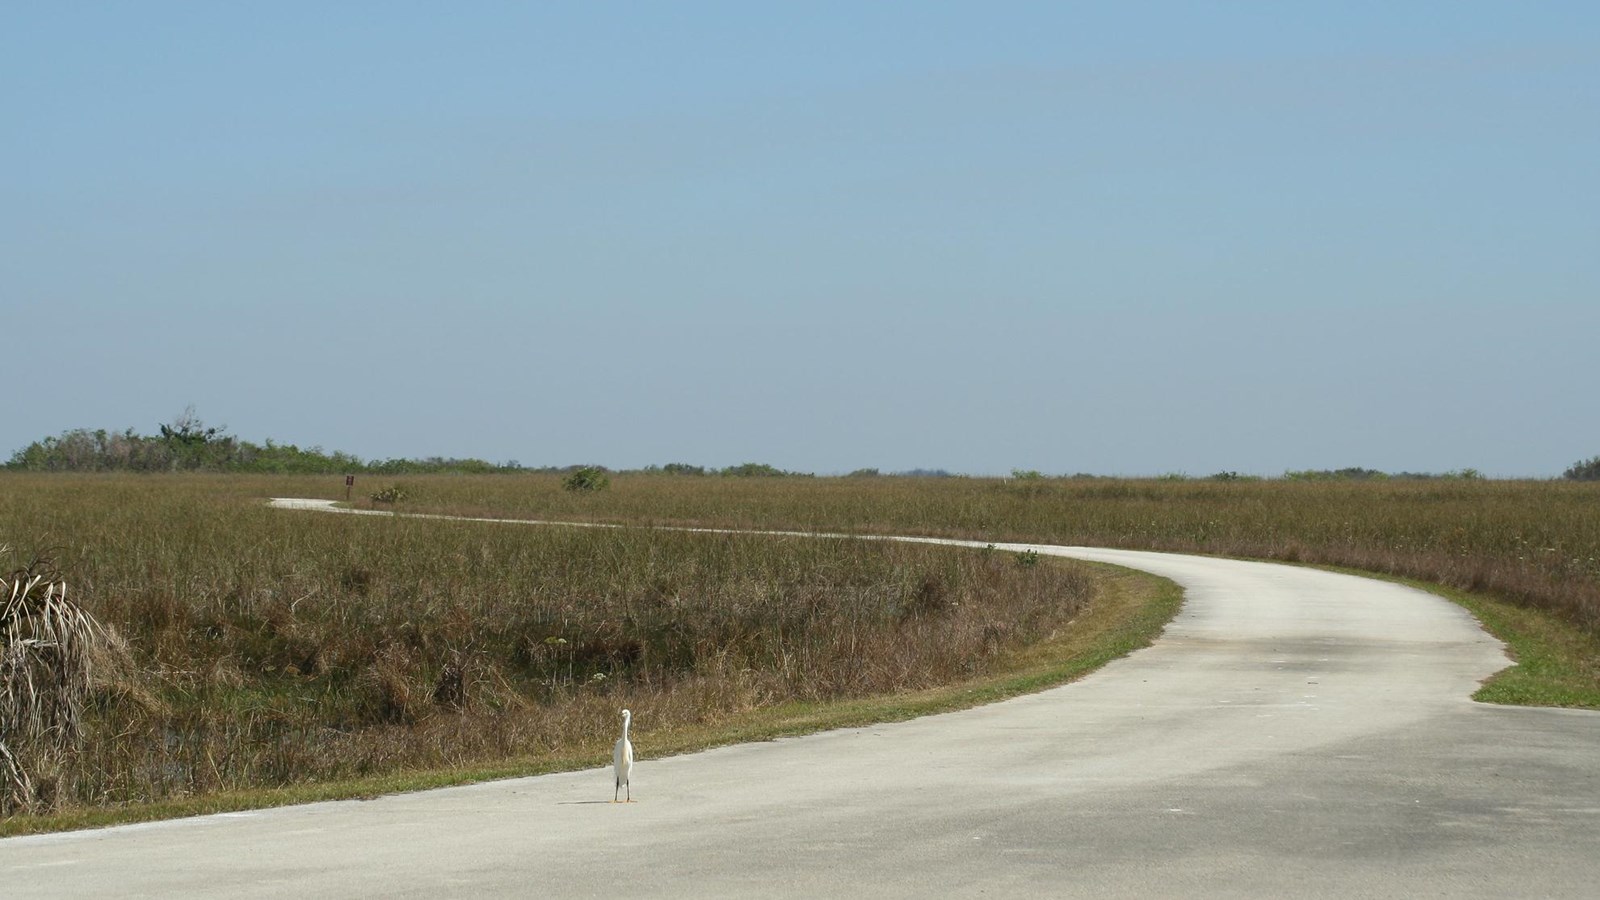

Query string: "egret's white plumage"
[[613, 708, 634, 802]]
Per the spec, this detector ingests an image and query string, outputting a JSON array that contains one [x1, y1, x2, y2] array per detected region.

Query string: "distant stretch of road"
[[4, 500, 1596, 898]]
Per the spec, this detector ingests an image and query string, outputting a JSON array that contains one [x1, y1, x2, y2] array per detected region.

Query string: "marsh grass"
[[366, 473, 1600, 707], [384, 473, 1600, 637], [0, 474, 1098, 818]]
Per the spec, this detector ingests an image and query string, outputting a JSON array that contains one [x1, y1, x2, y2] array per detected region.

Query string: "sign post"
[[345, 474, 355, 503]]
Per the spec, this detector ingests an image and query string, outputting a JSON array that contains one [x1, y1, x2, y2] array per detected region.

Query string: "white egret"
[[613, 708, 634, 803]]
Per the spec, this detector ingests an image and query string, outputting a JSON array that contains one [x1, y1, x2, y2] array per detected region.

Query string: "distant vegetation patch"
[[1565, 456, 1600, 481], [5, 413, 833, 480], [369, 484, 410, 504], [5, 410, 521, 476], [1283, 466, 1485, 481], [562, 466, 610, 493]]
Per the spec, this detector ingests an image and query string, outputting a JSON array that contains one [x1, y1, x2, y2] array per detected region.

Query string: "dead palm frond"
[[0, 548, 104, 813]]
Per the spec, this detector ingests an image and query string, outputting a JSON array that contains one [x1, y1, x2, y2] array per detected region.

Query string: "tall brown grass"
[[0, 474, 1092, 812], [383, 473, 1600, 634]]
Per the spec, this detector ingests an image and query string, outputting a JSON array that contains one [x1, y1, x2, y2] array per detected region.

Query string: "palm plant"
[[0, 550, 104, 813]]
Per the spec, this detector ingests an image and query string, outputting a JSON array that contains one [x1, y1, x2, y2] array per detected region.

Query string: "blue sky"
[[5, 2, 1597, 476]]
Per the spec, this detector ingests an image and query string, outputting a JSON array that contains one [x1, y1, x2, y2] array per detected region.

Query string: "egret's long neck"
[[622, 713, 631, 739]]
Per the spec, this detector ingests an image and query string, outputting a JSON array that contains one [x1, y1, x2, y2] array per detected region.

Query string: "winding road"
[[4, 501, 1597, 897]]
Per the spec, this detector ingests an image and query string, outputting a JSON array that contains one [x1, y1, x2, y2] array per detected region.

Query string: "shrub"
[[371, 485, 410, 504], [563, 466, 610, 493], [1, 551, 113, 813], [658, 463, 707, 476], [1565, 457, 1600, 481], [1284, 468, 1388, 481], [721, 462, 789, 478]]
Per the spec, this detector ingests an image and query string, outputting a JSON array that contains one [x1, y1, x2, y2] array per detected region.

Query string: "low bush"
[[1565, 456, 1600, 481], [370, 484, 410, 504], [562, 466, 610, 493], [0, 551, 119, 814]]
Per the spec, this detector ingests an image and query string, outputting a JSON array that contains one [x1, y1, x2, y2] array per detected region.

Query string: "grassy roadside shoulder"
[[1301, 562, 1600, 709], [0, 562, 1181, 838]]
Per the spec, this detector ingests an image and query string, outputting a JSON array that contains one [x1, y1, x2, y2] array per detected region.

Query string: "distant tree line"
[[3, 425, 521, 475], [630, 462, 815, 477], [1279, 467, 1485, 482], [3, 414, 826, 477], [1274, 460, 1600, 482], [3, 411, 529, 475], [2, 424, 853, 478], [11, 413, 1596, 481]]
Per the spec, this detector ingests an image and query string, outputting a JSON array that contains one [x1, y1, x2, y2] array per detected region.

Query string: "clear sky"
[[5, 2, 1597, 476]]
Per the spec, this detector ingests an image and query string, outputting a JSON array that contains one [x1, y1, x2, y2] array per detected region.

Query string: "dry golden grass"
[[378, 473, 1600, 635], [0, 474, 1099, 815], [374, 472, 1600, 709]]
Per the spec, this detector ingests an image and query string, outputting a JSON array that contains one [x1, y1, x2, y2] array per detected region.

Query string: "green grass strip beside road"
[[1302, 563, 1600, 710], [1420, 586, 1600, 708]]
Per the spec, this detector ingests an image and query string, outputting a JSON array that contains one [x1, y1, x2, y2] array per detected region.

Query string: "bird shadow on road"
[[555, 800, 616, 806]]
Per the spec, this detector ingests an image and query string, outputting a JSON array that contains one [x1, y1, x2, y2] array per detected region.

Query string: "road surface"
[[4, 504, 1597, 897]]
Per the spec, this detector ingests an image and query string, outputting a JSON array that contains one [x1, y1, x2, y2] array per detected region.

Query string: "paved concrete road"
[[5, 514, 1598, 897]]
